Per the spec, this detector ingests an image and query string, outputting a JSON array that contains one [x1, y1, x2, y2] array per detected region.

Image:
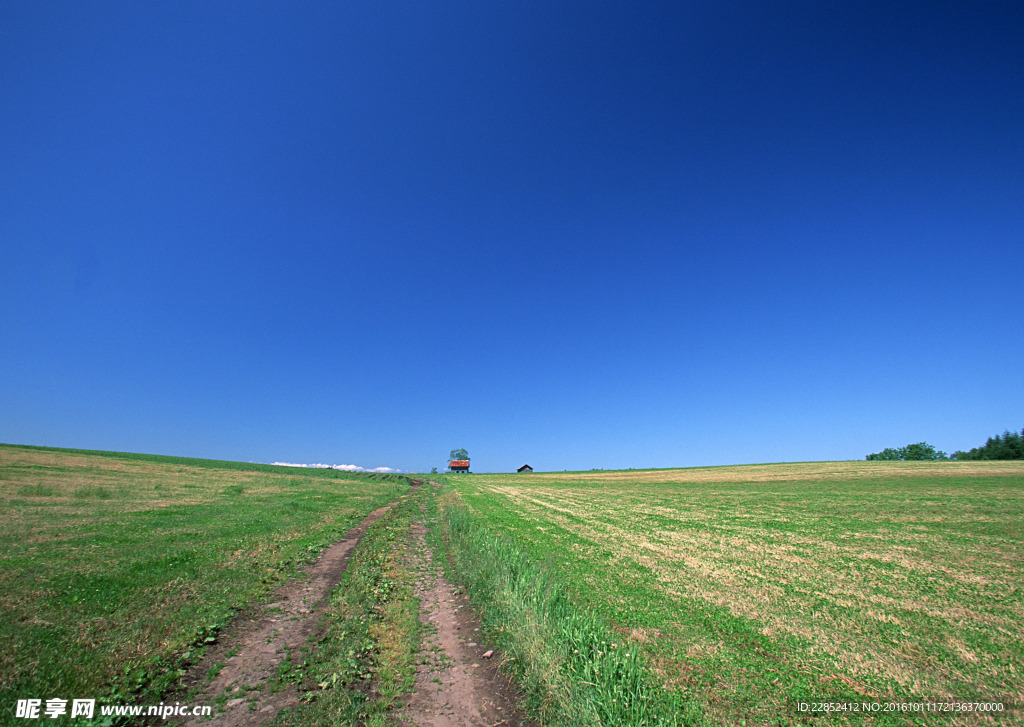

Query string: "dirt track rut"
[[181, 504, 394, 727], [400, 518, 532, 727]]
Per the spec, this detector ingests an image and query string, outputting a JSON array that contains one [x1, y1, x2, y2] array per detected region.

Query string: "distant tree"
[[902, 442, 948, 460], [866, 442, 948, 461], [952, 428, 1024, 460], [430, 467, 438, 474], [449, 448, 469, 462]]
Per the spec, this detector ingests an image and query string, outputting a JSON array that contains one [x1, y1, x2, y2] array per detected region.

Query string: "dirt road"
[[177, 486, 531, 726], [181, 503, 394, 726]]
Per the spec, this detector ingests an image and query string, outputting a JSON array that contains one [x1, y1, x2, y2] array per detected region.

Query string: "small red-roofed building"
[[449, 460, 470, 473]]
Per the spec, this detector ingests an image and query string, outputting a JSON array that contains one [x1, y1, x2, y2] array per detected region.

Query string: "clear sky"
[[2, 1, 1022, 473]]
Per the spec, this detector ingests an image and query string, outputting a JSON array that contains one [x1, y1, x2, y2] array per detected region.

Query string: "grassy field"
[[441, 461, 1024, 725], [0, 443, 407, 720], [4, 447, 1022, 726]]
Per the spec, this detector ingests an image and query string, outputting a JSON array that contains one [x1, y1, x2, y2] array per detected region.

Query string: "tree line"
[[951, 428, 1024, 460], [866, 428, 1024, 461]]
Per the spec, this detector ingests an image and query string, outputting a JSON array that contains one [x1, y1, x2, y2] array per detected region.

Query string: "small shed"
[[517, 464, 533, 473], [449, 459, 470, 473]]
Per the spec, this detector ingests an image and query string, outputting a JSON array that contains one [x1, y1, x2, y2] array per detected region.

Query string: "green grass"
[[0, 443, 408, 722], [436, 485, 705, 726], [437, 461, 1024, 726], [3, 442, 410, 480], [6, 447, 1021, 726]]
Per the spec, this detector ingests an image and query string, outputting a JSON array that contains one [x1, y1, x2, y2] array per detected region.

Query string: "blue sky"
[[2, 1, 1022, 473]]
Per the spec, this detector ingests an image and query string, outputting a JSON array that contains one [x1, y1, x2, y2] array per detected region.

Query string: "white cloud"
[[269, 461, 402, 473]]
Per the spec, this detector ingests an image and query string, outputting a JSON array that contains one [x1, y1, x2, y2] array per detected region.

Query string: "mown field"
[[4, 448, 1022, 727], [0, 444, 407, 720], [444, 461, 1024, 726]]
